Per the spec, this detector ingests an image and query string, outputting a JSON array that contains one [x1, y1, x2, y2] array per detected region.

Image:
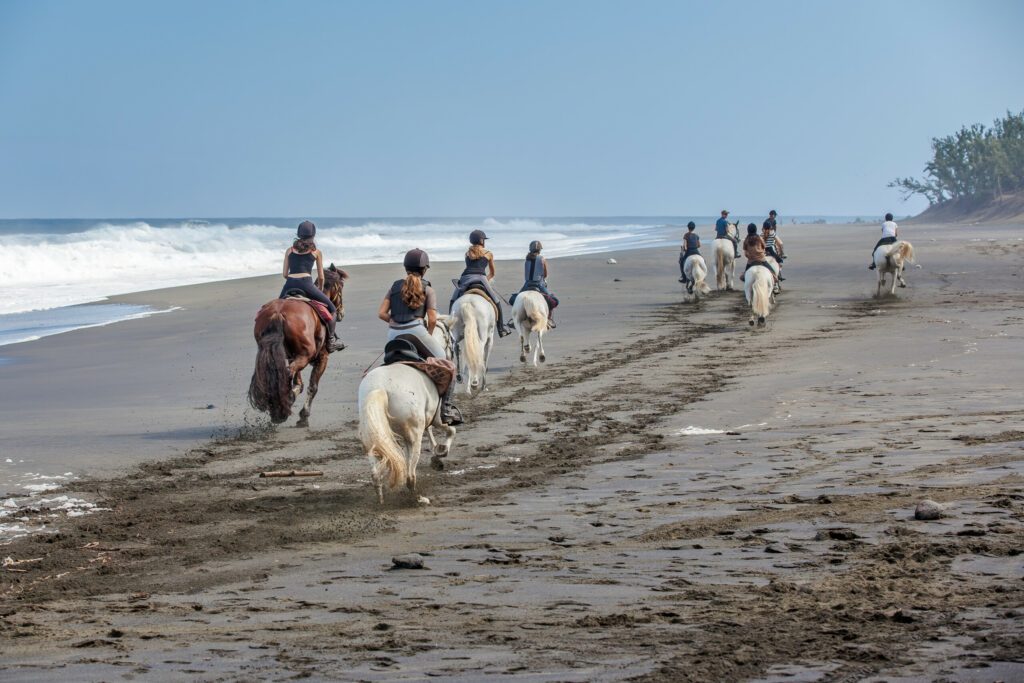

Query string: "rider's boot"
[[326, 317, 346, 353], [497, 314, 513, 338], [868, 262, 876, 270], [440, 386, 464, 426]]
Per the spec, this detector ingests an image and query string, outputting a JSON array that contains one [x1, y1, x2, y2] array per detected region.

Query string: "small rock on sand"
[[606, 258, 617, 264], [915, 499, 944, 520], [416, 495, 431, 505], [391, 554, 425, 570], [764, 544, 787, 554]]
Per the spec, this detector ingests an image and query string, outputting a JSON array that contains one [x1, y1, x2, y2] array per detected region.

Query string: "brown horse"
[[248, 264, 347, 426]]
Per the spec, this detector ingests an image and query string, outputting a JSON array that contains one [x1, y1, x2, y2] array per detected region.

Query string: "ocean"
[[0, 216, 866, 347]]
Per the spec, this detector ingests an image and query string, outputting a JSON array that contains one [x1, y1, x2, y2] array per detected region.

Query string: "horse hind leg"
[[537, 329, 546, 364], [401, 420, 425, 493], [297, 353, 328, 428]]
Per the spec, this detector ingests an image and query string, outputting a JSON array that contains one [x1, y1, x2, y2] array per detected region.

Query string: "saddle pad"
[[396, 357, 456, 397], [283, 294, 333, 325], [466, 287, 500, 318]]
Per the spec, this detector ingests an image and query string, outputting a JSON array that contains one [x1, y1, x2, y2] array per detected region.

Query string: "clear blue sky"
[[1, 0, 1021, 218]]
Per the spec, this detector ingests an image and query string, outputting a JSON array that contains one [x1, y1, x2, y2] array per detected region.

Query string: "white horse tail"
[[524, 293, 547, 329], [460, 300, 485, 389], [715, 245, 726, 287], [751, 273, 772, 318], [359, 388, 405, 489], [694, 259, 712, 295], [898, 241, 914, 264]]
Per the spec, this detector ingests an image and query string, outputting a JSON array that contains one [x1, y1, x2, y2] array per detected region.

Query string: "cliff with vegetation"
[[892, 110, 1024, 223]]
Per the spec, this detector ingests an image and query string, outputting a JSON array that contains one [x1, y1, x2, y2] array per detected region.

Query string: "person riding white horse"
[[450, 282, 497, 395], [739, 223, 776, 326], [508, 240, 558, 328], [873, 239, 915, 296], [678, 222, 711, 298], [715, 209, 740, 258], [868, 213, 899, 270], [449, 229, 513, 337], [360, 249, 460, 503]]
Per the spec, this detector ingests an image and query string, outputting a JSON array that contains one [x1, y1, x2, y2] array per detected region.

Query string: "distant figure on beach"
[[449, 230, 512, 337], [279, 220, 344, 352], [762, 221, 786, 281], [716, 210, 740, 258], [378, 249, 463, 425], [679, 221, 701, 285], [868, 213, 899, 270], [740, 223, 768, 282], [508, 240, 558, 328]]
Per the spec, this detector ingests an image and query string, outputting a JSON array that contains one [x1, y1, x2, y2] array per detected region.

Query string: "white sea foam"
[[0, 218, 668, 315], [676, 426, 725, 436]]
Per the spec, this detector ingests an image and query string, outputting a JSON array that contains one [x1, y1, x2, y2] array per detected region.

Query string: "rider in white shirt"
[[868, 213, 899, 270]]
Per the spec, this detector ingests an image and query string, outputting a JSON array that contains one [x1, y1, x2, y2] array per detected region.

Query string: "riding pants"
[[386, 322, 445, 359]]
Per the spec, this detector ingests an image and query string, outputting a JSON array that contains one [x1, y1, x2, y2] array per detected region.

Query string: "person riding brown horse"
[[249, 233, 347, 426]]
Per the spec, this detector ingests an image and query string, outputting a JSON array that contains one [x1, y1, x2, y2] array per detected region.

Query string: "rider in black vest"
[[279, 220, 344, 352], [378, 249, 462, 425], [508, 240, 559, 328], [449, 230, 513, 337], [679, 221, 701, 289]]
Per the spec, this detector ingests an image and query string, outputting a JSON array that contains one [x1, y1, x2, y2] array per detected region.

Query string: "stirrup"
[[328, 337, 346, 353], [548, 319, 557, 329], [442, 405, 464, 426]]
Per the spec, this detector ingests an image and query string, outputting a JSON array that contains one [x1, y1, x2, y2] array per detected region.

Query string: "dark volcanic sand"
[[1, 223, 1023, 682]]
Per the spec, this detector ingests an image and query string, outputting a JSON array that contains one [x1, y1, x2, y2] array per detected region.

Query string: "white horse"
[[713, 222, 739, 291], [682, 254, 712, 301], [744, 258, 778, 328], [874, 241, 915, 297], [357, 322, 456, 503], [450, 291, 496, 395], [512, 290, 549, 366]]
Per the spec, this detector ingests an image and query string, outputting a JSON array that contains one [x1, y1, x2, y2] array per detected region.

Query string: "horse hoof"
[[295, 419, 309, 428], [430, 457, 445, 471], [757, 316, 766, 326], [749, 319, 755, 327], [519, 354, 526, 363], [539, 354, 546, 363]]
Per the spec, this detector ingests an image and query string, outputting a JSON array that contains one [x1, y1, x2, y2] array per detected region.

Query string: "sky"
[[0, 0, 1022, 218]]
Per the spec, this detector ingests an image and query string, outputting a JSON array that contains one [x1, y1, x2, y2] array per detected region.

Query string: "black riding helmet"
[[769, 210, 777, 217], [403, 248, 430, 270], [885, 213, 894, 221], [529, 240, 542, 253], [687, 221, 696, 230], [747, 223, 758, 235], [470, 229, 488, 245], [297, 220, 316, 238]]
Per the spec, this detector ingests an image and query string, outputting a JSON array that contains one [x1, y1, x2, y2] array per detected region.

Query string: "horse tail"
[[752, 271, 772, 318], [715, 244, 727, 286], [461, 299, 485, 388], [525, 293, 547, 330], [248, 313, 293, 423], [359, 388, 405, 490], [696, 264, 712, 295], [899, 242, 914, 264]]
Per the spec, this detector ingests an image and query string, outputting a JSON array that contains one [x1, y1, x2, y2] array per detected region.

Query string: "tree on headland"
[[890, 110, 1024, 205]]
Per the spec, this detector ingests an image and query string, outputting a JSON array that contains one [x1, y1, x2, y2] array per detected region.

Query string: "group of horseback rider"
[[677, 209, 786, 289], [278, 222, 560, 427]]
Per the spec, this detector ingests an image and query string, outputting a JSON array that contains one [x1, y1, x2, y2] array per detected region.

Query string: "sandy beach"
[[1, 221, 1023, 681]]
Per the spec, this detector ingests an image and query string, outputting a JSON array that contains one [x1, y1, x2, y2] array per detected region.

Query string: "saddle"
[[510, 284, 557, 311], [282, 291, 333, 325], [463, 285, 500, 318], [383, 338, 456, 397]]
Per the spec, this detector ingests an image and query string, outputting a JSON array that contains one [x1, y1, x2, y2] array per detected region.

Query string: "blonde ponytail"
[[400, 272, 426, 309]]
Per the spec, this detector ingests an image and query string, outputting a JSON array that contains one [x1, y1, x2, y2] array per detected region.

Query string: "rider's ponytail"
[[401, 271, 426, 309], [467, 244, 488, 261]]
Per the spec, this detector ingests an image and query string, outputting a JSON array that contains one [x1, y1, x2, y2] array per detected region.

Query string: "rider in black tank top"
[[448, 229, 512, 337], [279, 221, 344, 352]]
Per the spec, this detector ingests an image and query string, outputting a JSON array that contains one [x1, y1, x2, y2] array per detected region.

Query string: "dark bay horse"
[[248, 264, 347, 426]]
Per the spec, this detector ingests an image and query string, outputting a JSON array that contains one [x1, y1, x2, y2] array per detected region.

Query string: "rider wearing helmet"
[[280, 220, 344, 352], [508, 240, 559, 328], [449, 229, 512, 337], [762, 217, 786, 281], [679, 221, 702, 291], [740, 223, 769, 282], [378, 249, 462, 425], [868, 213, 899, 270], [716, 210, 740, 258]]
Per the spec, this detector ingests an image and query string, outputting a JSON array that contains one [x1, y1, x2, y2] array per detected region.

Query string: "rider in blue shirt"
[[715, 209, 740, 258]]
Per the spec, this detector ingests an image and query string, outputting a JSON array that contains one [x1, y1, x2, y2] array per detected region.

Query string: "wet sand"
[[2, 222, 1023, 681]]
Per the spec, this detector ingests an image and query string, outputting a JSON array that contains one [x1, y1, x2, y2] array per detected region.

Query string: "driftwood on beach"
[[258, 470, 324, 478]]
